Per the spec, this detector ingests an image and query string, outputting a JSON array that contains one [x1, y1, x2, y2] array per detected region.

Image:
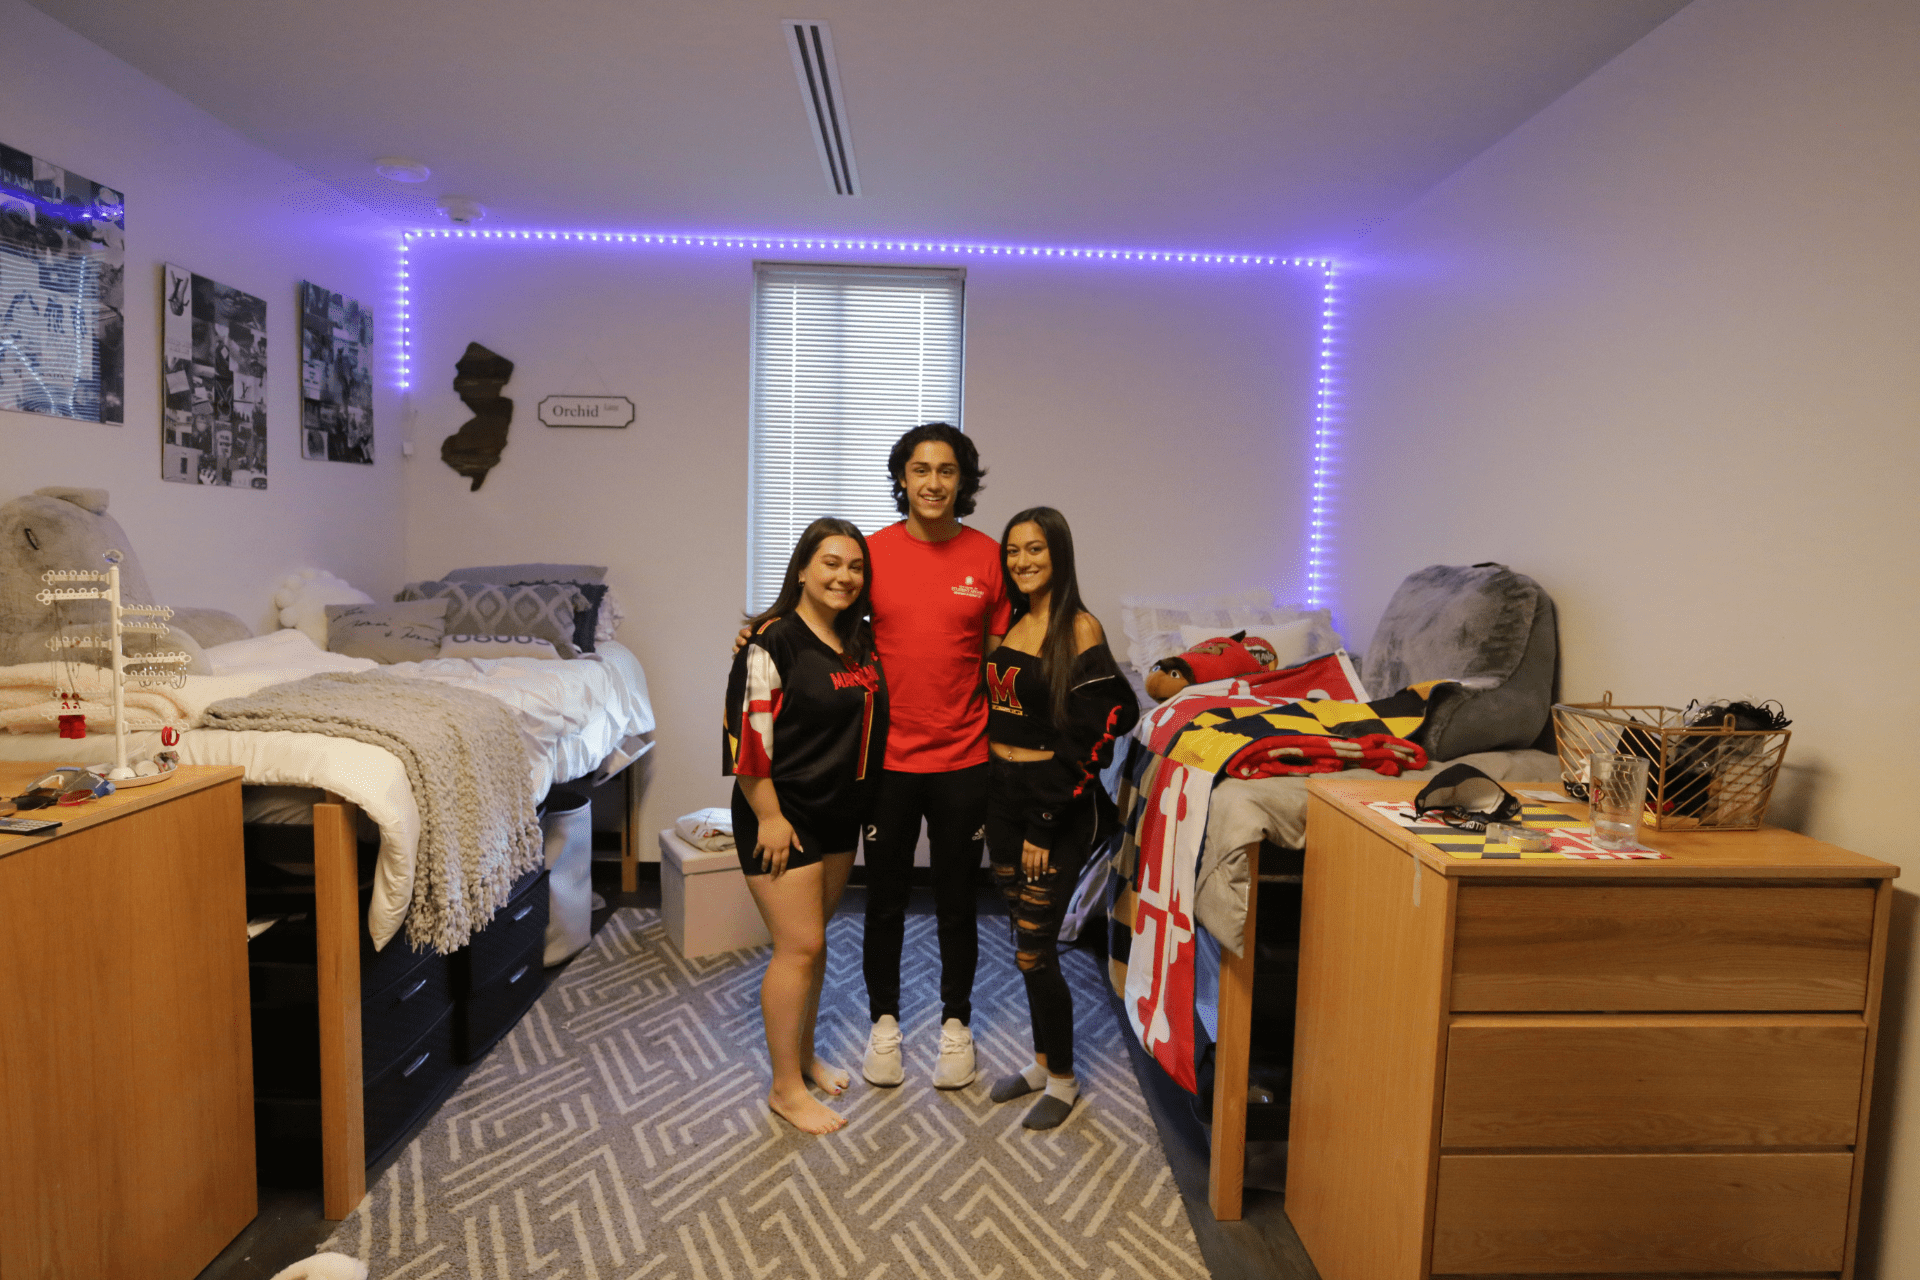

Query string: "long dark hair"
[[747, 517, 874, 662], [888, 422, 985, 518], [999, 506, 1088, 729]]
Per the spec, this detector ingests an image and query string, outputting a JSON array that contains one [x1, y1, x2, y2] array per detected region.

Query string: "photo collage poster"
[[0, 142, 125, 423], [161, 263, 268, 488], [300, 281, 373, 463]]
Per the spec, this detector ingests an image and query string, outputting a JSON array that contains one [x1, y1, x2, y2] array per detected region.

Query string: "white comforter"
[[0, 628, 655, 948]]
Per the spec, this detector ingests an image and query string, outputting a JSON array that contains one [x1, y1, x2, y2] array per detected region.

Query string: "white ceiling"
[[27, 0, 1689, 254]]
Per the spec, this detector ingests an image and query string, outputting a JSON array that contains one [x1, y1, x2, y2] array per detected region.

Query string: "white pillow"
[[1176, 616, 1330, 667], [1120, 588, 1342, 678], [595, 587, 625, 646], [439, 633, 561, 660], [273, 569, 374, 648]]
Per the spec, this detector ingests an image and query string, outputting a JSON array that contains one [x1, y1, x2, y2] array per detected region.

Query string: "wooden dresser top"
[[0, 763, 243, 860], [1309, 776, 1899, 882]]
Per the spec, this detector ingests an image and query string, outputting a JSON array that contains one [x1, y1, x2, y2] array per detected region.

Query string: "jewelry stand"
[[38, 551, 192, 781]]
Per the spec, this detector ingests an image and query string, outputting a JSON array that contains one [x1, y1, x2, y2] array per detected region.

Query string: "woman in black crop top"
[[983, 506, 1138, 1129], [724, 517, 887, 1135]]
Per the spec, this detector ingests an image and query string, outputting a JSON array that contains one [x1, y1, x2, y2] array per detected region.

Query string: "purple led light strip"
[[393, 226, 1340, 606]]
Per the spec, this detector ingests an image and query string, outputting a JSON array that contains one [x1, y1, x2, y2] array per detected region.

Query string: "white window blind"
[[748, 262, 965, 611]]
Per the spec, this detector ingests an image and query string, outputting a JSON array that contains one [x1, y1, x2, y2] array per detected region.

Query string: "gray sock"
[[990, 1061, 1047, 1104], [1022, 1076, 1079, 1130]]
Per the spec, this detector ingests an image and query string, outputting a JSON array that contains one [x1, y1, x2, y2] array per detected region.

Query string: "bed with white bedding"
[[0, 627, 655, 948]]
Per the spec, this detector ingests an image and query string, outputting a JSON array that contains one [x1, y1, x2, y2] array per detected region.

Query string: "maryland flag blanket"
[[1115, 651, 1450, 1090]]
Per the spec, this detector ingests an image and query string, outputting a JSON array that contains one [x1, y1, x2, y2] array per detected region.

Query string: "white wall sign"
[[538, 395, 634, 428]]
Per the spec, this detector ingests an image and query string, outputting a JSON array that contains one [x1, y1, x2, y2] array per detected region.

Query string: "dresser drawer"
[[455, 868, 548, 994], [457, 938, 546, 1062], [1450, 884, 1875, 1011], [1440, 1014, 1867, 1149], [1431, 1152, 1853, 1274]]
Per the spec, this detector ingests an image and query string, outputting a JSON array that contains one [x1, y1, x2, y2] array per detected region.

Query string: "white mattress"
[[0, 630, 655, 949]]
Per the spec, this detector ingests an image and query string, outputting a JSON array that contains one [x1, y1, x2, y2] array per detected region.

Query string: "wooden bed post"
[[1208, 841, 1260, 1220], [314, 793, 366, 1219]]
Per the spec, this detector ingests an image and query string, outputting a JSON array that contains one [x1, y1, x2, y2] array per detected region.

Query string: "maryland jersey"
[[723, 615, 886, 831]]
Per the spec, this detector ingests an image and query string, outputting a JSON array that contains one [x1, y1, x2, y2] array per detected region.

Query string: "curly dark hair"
[[887, 422, 985, 519]]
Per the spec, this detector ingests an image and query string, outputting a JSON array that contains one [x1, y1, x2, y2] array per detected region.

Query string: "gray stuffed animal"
[[0, 487, 250, 672]]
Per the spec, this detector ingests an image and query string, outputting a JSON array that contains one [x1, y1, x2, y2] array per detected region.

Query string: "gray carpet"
[[324, 907, 1209, 1280]]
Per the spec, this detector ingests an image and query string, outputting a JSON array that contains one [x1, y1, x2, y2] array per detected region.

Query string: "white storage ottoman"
[[659, 828, 771, 958]]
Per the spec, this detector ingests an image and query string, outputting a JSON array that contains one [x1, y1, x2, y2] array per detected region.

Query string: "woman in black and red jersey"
[[982, 506, 1138, 1129], [724, 517, 886, 1134]]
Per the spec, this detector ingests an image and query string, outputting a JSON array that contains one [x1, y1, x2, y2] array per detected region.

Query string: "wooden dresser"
[[0, 764, 256, 1280], [1287, 777, 1896, 1280]]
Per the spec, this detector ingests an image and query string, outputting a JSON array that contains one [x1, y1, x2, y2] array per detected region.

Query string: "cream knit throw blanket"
[[204, 670, 543, 954]]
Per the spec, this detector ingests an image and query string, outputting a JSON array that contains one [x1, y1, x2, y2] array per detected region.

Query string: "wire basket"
[[1553, 695, 1791, 831]]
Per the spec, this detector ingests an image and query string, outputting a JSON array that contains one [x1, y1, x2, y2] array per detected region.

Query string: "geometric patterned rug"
[[323, 907, 1209, 1280]]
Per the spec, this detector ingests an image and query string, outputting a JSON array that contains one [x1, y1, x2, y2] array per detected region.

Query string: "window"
[[748, 262, 965, 610]]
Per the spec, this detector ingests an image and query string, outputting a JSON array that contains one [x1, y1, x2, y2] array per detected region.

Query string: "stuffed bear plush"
[[0, 487, 250, 672]]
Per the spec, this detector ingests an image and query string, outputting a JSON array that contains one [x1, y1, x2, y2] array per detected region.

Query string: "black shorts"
[[731, 786, 858, 877]]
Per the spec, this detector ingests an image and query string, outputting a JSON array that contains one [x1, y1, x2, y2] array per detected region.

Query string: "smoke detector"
[[374, 157, 431, 183], [436, 195, 487, 225]]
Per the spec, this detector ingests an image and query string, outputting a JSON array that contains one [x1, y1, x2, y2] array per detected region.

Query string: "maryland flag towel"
[[1119, 651, 1451, 1090]]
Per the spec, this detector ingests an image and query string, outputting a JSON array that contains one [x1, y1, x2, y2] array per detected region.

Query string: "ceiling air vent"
[[783, 19, 860, 196]]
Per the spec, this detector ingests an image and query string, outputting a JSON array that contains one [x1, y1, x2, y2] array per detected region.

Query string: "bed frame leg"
[[1209, 841, 1260, 1221], [621, 761, 641, 893], [315, 793, 366, 1219]]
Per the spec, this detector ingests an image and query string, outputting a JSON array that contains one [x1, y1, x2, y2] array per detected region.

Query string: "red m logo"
[[986, 663, 1022, 711]]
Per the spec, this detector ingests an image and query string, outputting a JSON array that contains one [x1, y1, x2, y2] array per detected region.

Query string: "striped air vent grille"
[[783, 20, 861, 196]]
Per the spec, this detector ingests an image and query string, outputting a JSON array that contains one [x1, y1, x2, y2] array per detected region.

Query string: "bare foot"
[[769, 1086, 847, 1135], [807, 1057, 851, 1095]]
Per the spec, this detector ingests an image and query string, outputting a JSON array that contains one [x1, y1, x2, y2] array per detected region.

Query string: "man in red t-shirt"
[[858, 423, 1011, 1090]]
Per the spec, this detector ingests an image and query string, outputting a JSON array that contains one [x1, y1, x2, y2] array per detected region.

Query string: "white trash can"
[[540, 789, 594, 966], [659, 827, 770, 958]]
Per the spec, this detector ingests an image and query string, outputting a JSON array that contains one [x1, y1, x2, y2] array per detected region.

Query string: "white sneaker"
[[933, 1018, 976, 1089], [863, 1015, 904, 1087]]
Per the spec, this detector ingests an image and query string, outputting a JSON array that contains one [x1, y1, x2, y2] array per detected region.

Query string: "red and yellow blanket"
[[1116, 652, 1449, 1089]]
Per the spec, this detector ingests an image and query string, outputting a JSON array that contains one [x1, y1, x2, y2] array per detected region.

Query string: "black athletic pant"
[[985, 757, 1098, 1077], [861, 764, 988, 1026]]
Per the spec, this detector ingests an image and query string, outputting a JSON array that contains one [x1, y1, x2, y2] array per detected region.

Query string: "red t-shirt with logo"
[[867, 521, 1013, 772]]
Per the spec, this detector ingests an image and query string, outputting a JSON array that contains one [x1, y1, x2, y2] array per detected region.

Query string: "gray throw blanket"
[[204, 670, 543, 954]]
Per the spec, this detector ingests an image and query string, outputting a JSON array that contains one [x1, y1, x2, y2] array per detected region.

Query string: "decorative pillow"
[[400, 579, 593, 656], [507, 579, 606, 653], [442, 563, 605, 584], [1178, 616, 1328, 670], [276, 569, 376, 648], [594, 586, 625, 645], [440, 633, 561, 660], [1120, 589, 1341, 679], [324, 600, 450, 664], [396, 581, 584, 658]]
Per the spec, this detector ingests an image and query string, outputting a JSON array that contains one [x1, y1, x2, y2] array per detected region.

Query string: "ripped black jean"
[[986, 756, 1097, 1076]]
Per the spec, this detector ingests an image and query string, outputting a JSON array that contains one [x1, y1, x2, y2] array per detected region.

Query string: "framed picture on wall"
[[0, 142, 125, 424], [160, 263, 268, 488], [299, 281, 373, 464]]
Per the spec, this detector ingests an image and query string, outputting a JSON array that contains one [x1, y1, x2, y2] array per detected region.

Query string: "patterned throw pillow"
[[324, 600, 450, 663], [439, 633, 561, 660], [395, 581, 585, 658]]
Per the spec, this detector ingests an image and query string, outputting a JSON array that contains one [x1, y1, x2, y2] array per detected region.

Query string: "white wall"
[[402, 239, 1324, 847], [1338, 1, 1920, 1271], [0, 0, 402, 629]]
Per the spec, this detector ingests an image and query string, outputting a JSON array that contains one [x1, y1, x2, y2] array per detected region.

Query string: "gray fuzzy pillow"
[[397, 580, 584, 658]]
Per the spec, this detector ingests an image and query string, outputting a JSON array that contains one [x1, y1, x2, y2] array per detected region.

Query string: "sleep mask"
[[1413, 763, 1522, 831]]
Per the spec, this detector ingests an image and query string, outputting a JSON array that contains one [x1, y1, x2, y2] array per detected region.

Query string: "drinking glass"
[[1588, 752, 1650, 850]]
